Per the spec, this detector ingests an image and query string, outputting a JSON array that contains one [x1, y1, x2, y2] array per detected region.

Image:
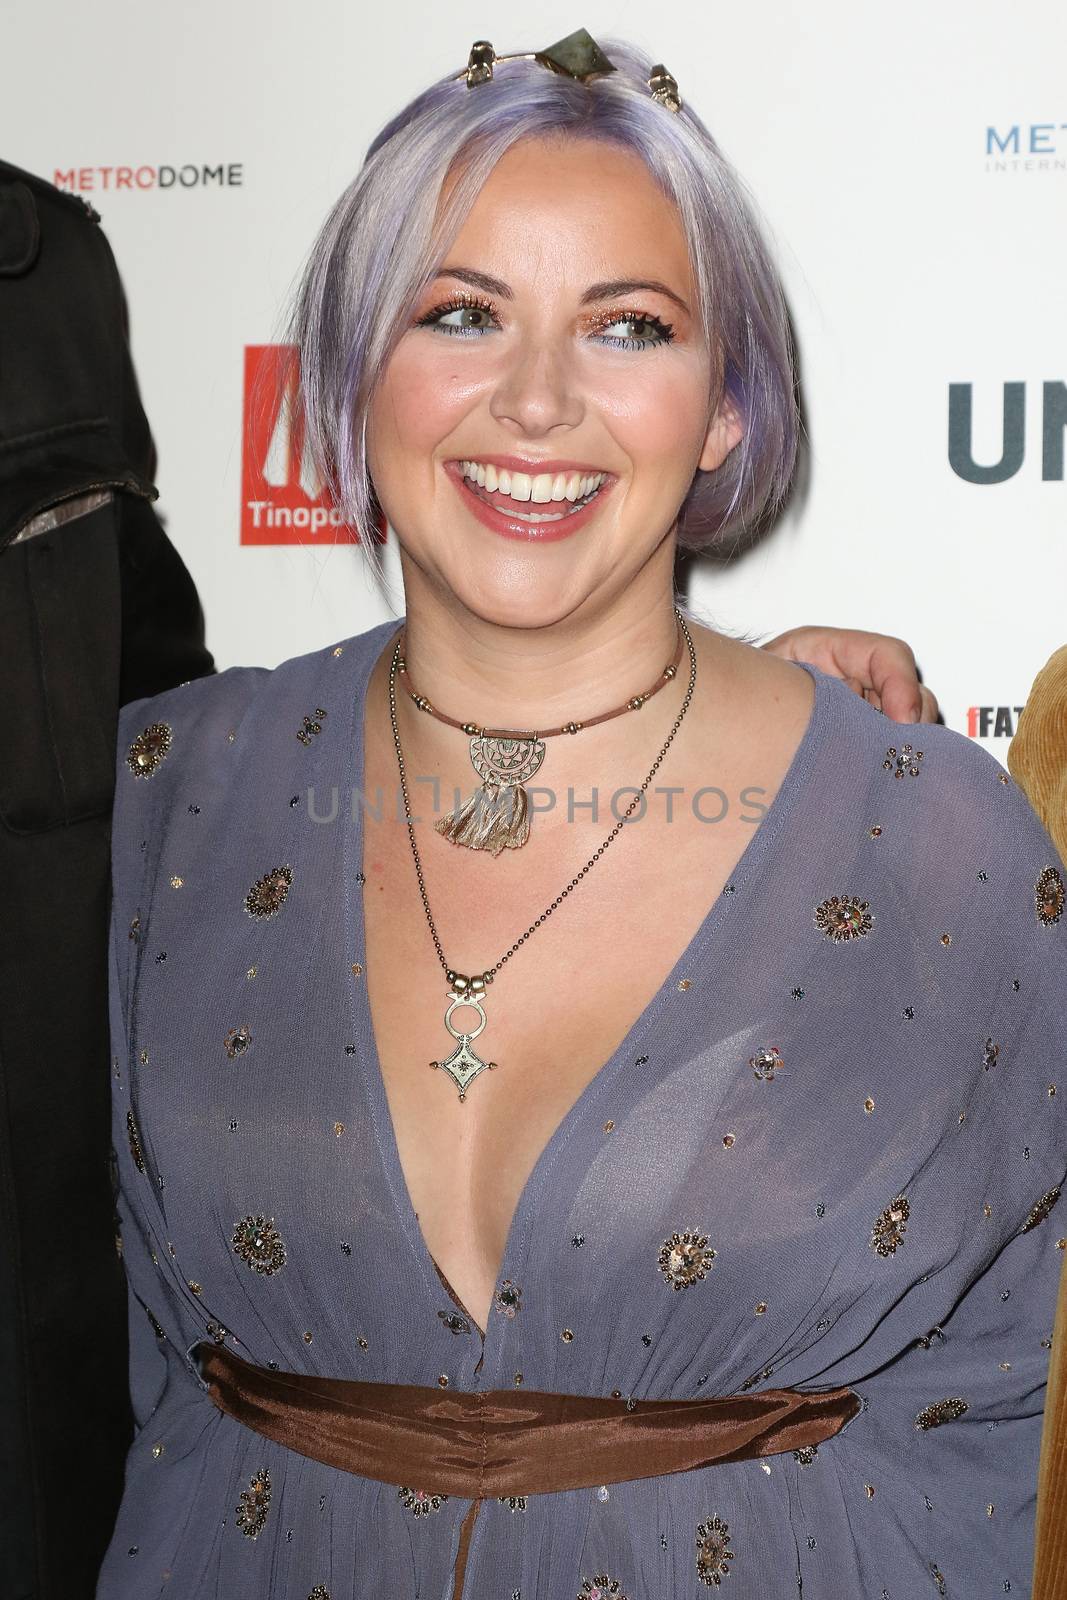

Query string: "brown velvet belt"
[[197, 1341, 861, 1497]]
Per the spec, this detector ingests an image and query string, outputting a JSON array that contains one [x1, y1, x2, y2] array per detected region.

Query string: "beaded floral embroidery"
[[870, 1194, 910, 1257], [224, 1026, 252, 1059], [398, 1486, 446, 1516], [235, 1467, 271, 1538], [126, 1109, 146, 1173], [659, 1230, 717, 1290], [915, 1397, 968, 1430], [495, 1280, 522, 1318], [245, 865, 293, 919], [739, 1365, 775, 1393], [883, 744, 923, 779], [231, 1215, 287, 1274], [695, 1514, 734, 1586], [297, 708, 328, 746], [437, 1310, 470, 1335], [814, 895, 873, 941], [1036, 866, 1064, 926], [1020, 1187, 1061, 1232], [126, 722, 172, 778], [307, 1589, 330, 1600], [750, 1046, 783, 1081], [577, 1577, 628, 1599], [498, 1495, 527, 1513]]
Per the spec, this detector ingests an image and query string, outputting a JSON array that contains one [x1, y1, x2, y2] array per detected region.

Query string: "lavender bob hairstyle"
[[289, 36, 798, 571]]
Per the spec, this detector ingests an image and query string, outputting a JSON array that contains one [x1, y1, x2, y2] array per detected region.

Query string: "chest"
[[358, 767, 766, 1330], [122, 668, 951, 1386]]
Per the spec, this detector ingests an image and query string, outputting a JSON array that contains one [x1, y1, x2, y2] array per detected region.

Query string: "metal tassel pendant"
[[433, 735, 546, 856], [429, 972, 498, 1102]]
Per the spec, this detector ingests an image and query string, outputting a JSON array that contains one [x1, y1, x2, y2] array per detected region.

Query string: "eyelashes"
[[412, 291, 495, 336], [413, 290, 675, 351], [592, 312, 675, 351]]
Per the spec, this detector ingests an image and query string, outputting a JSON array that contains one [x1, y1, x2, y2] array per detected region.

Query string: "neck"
[[395, 553, 684, 729], [366, 560, 722, 832]]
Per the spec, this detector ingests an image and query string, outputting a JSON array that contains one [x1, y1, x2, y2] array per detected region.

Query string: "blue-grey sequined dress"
[[97, 616, 1067, 1599]]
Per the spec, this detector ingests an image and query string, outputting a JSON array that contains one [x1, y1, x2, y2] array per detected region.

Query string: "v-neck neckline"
[[342, 616, 830, 1367]]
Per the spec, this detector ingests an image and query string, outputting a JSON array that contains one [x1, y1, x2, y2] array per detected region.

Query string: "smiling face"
[[365, 133, 742, 629]]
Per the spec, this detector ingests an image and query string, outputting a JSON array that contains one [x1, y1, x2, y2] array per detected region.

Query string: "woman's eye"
[[593, 313, 674, 349], [416, 298, 496, 337]]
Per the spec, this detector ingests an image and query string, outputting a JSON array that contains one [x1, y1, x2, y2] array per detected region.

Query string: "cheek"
[[368, 342, 477, 467], [593, 360, 712, 480]]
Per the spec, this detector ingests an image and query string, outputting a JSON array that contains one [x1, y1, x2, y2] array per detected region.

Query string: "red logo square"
[[240, 345, 386, 546]]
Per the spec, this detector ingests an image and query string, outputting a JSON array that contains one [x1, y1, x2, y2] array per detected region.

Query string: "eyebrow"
[[431, 266, 691, 317]]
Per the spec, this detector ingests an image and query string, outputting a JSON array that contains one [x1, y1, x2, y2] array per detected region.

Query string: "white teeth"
[[460, 461, 605, 505]]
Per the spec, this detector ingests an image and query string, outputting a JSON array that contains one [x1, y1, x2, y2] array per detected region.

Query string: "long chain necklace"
[[394, 615, 686, 855], [386, 608, 698, 1101]]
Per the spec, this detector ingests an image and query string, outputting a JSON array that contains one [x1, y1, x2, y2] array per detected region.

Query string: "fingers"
[[918, 684, 941, 724], [870, 671, 941, 725], [759, 628, 941, 726]]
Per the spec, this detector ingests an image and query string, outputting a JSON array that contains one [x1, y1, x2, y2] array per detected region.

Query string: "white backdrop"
[[5, 0, 1065, 752]]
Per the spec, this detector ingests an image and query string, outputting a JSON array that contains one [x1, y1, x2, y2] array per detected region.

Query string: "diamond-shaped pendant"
[[433, 1038, 496, 1101], [429, 991, 498, 1102]]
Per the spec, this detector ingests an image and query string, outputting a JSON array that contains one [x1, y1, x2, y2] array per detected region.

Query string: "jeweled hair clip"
[[456, 26, 682, 113]]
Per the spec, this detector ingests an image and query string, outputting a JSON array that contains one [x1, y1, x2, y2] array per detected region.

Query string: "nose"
[[488, 333, 585, 438]]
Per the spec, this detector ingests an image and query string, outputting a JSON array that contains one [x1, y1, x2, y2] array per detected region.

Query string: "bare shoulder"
[[688, 622, 816, 755]]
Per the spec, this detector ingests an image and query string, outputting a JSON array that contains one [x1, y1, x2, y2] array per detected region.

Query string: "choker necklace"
[[386, 608, 698, 1101], [394, 615, 686, 855]]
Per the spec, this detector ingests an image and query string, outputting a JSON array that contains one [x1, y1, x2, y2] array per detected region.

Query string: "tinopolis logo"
[[54, 164, 243, 193], [240, 346, 386, 547]]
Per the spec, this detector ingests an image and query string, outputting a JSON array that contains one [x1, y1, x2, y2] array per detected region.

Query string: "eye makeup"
[[413, 289, 676, 350]]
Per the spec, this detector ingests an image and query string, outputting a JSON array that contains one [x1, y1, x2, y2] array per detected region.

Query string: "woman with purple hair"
[[97, 30, 1066, 1599]]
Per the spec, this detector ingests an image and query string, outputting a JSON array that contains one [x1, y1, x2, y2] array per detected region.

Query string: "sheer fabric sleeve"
[[107, 672, 268, 1430], [818, 741, 1067, 1594]]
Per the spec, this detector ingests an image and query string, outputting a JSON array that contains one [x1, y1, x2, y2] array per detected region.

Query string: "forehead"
[[440, 135, 694, 293]]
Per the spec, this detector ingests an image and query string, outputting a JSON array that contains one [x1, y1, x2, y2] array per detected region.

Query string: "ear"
[[698, 394, 743, 473]]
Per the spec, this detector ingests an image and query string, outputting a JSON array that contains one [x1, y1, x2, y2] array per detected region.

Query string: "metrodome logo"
[[240, 346, 386, 547], [54, 163, 244, 192]]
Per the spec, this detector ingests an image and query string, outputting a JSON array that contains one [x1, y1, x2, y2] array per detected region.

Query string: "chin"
[[435, 564, 599, 635]]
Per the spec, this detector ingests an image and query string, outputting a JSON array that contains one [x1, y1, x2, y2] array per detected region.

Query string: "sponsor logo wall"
[[6, 2, 1064, 758]]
